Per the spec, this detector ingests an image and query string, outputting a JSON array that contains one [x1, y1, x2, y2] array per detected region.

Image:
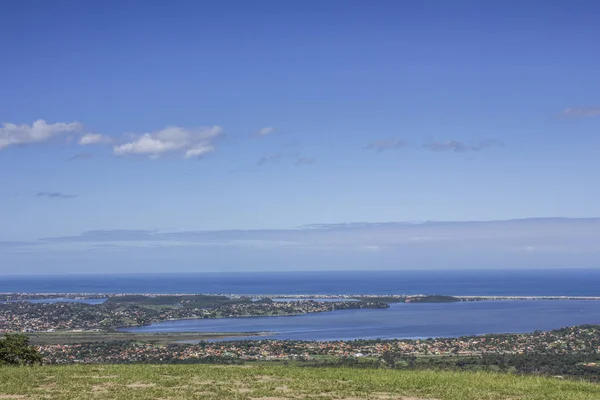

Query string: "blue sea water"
[[1, 269, 599, 296], [3, 270, 600, 340]]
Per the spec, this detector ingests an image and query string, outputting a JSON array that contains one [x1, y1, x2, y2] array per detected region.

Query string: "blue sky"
[[1, 0, 599, 273]]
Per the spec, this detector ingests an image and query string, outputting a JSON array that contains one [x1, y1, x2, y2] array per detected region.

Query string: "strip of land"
[[25, 331, 267, 345], [2, 293, 600, 382], [3, 292, 600, 334], [0, 294, 388, 332]]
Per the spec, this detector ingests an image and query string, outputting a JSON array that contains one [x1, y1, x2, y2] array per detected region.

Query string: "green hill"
[[1, 364, 599, 400]]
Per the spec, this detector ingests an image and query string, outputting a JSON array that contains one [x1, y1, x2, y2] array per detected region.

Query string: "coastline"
[[4, 292, 600, 300], [4, 293, 600, 343]]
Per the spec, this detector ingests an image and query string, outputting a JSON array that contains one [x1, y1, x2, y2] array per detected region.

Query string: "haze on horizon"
[[1, 1, 599, 274]]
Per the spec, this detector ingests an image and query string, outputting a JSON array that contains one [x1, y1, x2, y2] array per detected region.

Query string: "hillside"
[[1, 364, 599, 400]]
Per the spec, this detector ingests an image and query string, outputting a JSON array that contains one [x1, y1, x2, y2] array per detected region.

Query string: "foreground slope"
[[1, 364, 599, 400]]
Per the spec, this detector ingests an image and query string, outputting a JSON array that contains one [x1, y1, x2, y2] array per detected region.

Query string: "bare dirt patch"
[[368, 394, 442, 400], [251, 397, 295, 400], [126, 382, 156, 389], [256, 375, 293, 383], [90, 383, 115, 393], [399, 398, 442, 400], [337, 397, 440, 400], [231, 387, 253, 394], [191, 378, 222, 385]]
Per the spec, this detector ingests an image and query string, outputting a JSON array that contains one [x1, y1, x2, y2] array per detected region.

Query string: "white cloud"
[[185, 143, 215, 159], [0, 119, 83, 150], [561, 107, 600, 117], [79, 133, 112, 145], [113, 126, 223, 158], [256, 127, 275, 136]]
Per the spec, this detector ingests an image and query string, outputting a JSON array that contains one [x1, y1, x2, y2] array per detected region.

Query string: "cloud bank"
[[28, 218, 599, 253], [0, 120, 83, 150], [79, 133, 112, 145], [3, 218, 598, 272], [113, 126, 222, 159], [0, 120, 223, 160]]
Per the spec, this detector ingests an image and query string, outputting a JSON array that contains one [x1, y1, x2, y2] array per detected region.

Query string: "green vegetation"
[[33, 325, 600, 382], [25, 331, 264, 345], [103, 294, 247, 308], [1, 295, 387, 332], [1, 364, 599, 400], [376, 353, 600, 382], [406, 295, 462, 303], [354, 295, 462, 303], [0, 334, 42, 366]]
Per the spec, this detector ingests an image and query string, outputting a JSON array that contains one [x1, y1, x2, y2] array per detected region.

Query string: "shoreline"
[[2, 292, 600, 300]]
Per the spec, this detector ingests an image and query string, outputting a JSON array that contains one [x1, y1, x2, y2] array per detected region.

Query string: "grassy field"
[[1, 364, 599, 400]]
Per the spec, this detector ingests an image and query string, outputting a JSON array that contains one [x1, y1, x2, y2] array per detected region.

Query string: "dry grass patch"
[[90, 383, 115, 393], [371, 394, 441, 400], [191, 378, 222, 385], [231, 387, 253, 393], [256, 375, 293, 382], [126, 382, 156, 389], [251, 397, 295, 400]]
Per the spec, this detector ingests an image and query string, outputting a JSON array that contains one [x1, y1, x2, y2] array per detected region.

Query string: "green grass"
[[1, 364, 599, 399]]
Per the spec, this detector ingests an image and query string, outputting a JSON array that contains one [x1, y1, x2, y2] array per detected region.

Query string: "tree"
[[0, 334, 43, 366]]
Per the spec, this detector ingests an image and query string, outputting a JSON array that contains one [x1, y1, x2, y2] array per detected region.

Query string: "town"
[[0, 295, 388, 332], [35, 325, 600, 381]]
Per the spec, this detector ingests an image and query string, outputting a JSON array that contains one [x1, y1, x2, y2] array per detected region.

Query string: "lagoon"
[[122, 300, 600, 341]]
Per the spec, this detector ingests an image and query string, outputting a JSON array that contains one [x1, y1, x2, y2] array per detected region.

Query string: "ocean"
[[3, 269, 600, 340], [1, 269, 599, 296]]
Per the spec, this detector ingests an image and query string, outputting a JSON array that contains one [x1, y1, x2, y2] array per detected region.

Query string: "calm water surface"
[[2, 270, 600, 296], [4, 270, 600, 341], [122, 300, 600, 341]]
